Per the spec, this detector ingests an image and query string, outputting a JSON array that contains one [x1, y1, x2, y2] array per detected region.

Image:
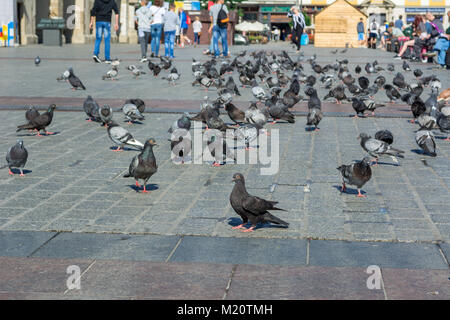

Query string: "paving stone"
[[0, 231, 57, 257], [32, 232, 180, 262], [309, 240, 448, 269]]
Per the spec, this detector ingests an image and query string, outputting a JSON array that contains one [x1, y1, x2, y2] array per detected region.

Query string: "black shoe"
[[93, 55, 101, 63], [151, 53, 155, 58]]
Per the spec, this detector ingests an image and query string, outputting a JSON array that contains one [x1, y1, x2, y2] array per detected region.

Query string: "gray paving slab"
[[309, 240, 448, 270], [31, 232, 180, 262], [0, 230, 57, 257], [169, 236, 307, 266]]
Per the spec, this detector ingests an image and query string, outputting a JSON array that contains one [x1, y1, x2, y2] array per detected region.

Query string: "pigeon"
[[159, 56, 172, 70], [230, 173, 288, 232], [16, 104, 56, 136], [374, 130, 394, 145], [305, 87, 323, 130], [56, 69, 70, 82], [25, 107, 40, 123], [364, 99, 386, 116], [384, 84, 401, 103], [355, 65, 361, 74], [358, 76, 370, 91], [402, 61, 411, 71], [34, 56, 40, 66], [225, 77, 241, 96], [266, 101, 295, 124], [102, 65, 118, 80], [162, 67, 180, 85], [225, 102, 246, 126], [411, 99, 426, 123], [413, 69, 423, 78], [251, 79, 268, 103], [68, 67, 86, 90], [415, 129, 436, 157], [365, 63, 375, 74], [171, 135, 191, 164], [132, 67, 146, 78], [374, 75, 386, 88], [122, 103, 145, 124], [83, 95, 101, 122], [168, 112, 191, 134], [351, 97, 368, 118], [148, 60, 161, 76], [244, 103, 268, 127], [217, 88, 233, 105], [233, 123, 265, 150], [387, 63, 395, 72], [358, 133, 405, 165], [393, 73, 408, 90], [99, 105, 113, 126], [337, 156, 372, 197], [123, 138, 158, 193], [125, 99, 145, 114], [436, 111, 450, 140], [106, 121, 144, 151], [2, 140, 28, 176], [206, 134, 235, 167]]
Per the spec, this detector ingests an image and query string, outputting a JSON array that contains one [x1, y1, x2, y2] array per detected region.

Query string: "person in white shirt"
[[368, 19, 379, 49], [134, 0, 152, 62], [149, 0, 166, 57], [193, 16, 202, 47]]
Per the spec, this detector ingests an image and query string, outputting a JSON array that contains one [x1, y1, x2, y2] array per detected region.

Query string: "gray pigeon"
[[168, 112, 191, 134], [415, 129, 436, 157], [230, 173, 288, 232], [122, 103, 145, 124], [83, 96, 101, 122], [206, 134, 235, 167], [162, 67, 180, 85], [35, 56, 41, 66], [244, 102, 268, 127], [233, 123, 265, 150], [25, 107, 40, 123], [251, 79, 268, 103], [102, 66, 118, 80], [99, 105, 113, 126], [56, 69, 70, 82], [123, 138, 158, 193], [3, 140, 28, 176], [337, 156, 372, 197], [106, 121, 144, 151], [358, 133, 405, 165]]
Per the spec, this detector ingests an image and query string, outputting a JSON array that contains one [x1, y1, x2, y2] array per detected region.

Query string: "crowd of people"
[[357, 12, 450, 70]]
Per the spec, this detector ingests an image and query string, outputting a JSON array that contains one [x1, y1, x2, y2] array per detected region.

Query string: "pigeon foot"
[[241, 227, 255, 233], [232, 224, 245, 230]]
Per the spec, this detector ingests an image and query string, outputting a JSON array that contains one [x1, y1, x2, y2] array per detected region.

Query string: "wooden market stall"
[[314, 0, 367, 48]]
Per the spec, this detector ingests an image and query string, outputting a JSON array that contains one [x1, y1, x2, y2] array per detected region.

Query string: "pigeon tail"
[[16, 123, 35, 132], [128, 139, 145, 150], [263, 212, 289, 227]]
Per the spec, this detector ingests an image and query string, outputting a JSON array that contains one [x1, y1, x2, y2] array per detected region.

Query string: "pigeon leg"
[[341, 183, 346, 193], [444, 136, 450, 141], [270, 120, 278, 124], [409, 119, 415, 124], [86, 118, 93, 122], [314, 127, 320, 131], [232, 224, 246, 230], [113, 146, 123, 152], [135, 180, 141, 188], [241, 226, 255, 233], [353, 115, 359, 118], [8, 169, 14, 175], [127, 121, 133, 125], [19, 169, 24, 177], [36, 131, 44, 137], [212, 161, 221, 167], [141, 184, 150, 193], [357, 189, 366, 198], [372, 112, 375, 116], [45, 131, 54, 135]]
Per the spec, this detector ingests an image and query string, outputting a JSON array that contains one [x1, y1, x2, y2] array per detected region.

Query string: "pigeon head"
[[361, 156, 373, 165], [16, 140, 24, 148], [107, 120, 119, 127], [304, 86, 316, 96], [146, 138, 157, 146], [232, 173, 245, 183], [357, 133, 370, 140], [48, 104, 56, 112]]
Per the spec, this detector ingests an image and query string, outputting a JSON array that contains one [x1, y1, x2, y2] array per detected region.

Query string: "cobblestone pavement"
[[1, 42, 449, 299], [1, 110, 449, 243]]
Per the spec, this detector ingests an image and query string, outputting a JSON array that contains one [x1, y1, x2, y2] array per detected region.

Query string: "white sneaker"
[[140, 57, 148, 62]]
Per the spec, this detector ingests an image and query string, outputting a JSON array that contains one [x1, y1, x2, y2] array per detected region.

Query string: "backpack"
[[217, 4, 229, 28], [186, 15, 191, 25]]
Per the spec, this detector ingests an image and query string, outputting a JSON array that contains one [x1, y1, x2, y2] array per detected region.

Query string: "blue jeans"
[[164, 30, 175, 58], [212, 25, 228, 57], [434, 37, 449, 66], [194, 32, 200, 44], [151, 23, 163, 56], [93, 21, 111, 60]]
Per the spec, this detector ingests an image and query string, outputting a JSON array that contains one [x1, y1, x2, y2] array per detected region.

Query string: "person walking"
[[193, 16, 202, 46], [368, 18, 379, 49], [179, 8, 192, 47], [394, 15, 404, 30], [163, 3, 180, 58], [287, 6, 305, 52], [357, 18, 365, 48], [209, 0, 230, 58], [149, 0, 165, 58], [134, 0, 152, 62], [89, 0, 119, 63]]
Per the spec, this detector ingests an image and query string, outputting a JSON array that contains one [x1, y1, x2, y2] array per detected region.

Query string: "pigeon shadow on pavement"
[[124, 120, 144, 125], [17, 131, 60, 137], [227, 217, 288, 230], [9, 169, 32, 175], [129, 183, 159, 192], [351, 159, 400, 167], [332, 184, 366, 196], [108, 146, 142, 151]]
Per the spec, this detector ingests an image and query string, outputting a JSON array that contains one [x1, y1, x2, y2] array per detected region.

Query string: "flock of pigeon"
[[2, 49, 449, 232]]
